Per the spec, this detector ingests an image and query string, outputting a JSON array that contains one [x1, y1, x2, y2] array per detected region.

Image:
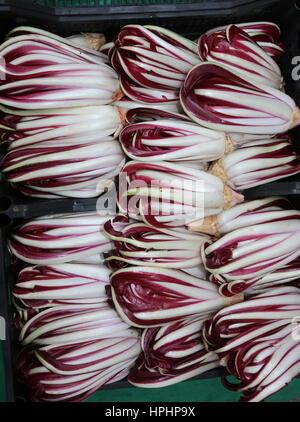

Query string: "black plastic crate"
[[2, 183, 300, 402], [1, 0, 300, 402], [0, 0, 293, 39], [0, 0, 300, 219], [3, 189, 300, 401], [0, 0, 9, 11], [8, 0, 289, 28], [0, 216, 225, 402]]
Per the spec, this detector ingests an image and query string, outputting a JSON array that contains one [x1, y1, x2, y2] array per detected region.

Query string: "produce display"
[[203, 286, 300, 402], [0, 27, 118, 109], [104, 214, 210, 269], [209, 135, 300, 190], [128, 316, 220, 388], [198, 24, 283, 88], [8, 213, 113, 265], [110, 25, 200, 104], [109, 266, 241, 327], [1, 21, 300, 403], [16, 303, 141, 402], [118, 108, 231, 163], [0, 105, 124, 198]]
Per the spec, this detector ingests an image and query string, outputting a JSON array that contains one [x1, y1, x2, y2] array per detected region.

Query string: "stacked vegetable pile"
[[104, 20, 300, 400], [10, 212, 142, 401], [4, 20, 300, 402], [104, 197, 300, 397], [200, 197, 300, 296], [203, 286, 300, 402], [0, 27, 125, 198]]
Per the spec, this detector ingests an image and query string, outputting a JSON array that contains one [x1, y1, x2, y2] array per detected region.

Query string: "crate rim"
[[6, 0, 285, 19], [1, 0, 300, 402]]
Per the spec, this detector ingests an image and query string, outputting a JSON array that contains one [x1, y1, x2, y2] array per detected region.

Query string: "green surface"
[[85, 377, 300, 402]]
